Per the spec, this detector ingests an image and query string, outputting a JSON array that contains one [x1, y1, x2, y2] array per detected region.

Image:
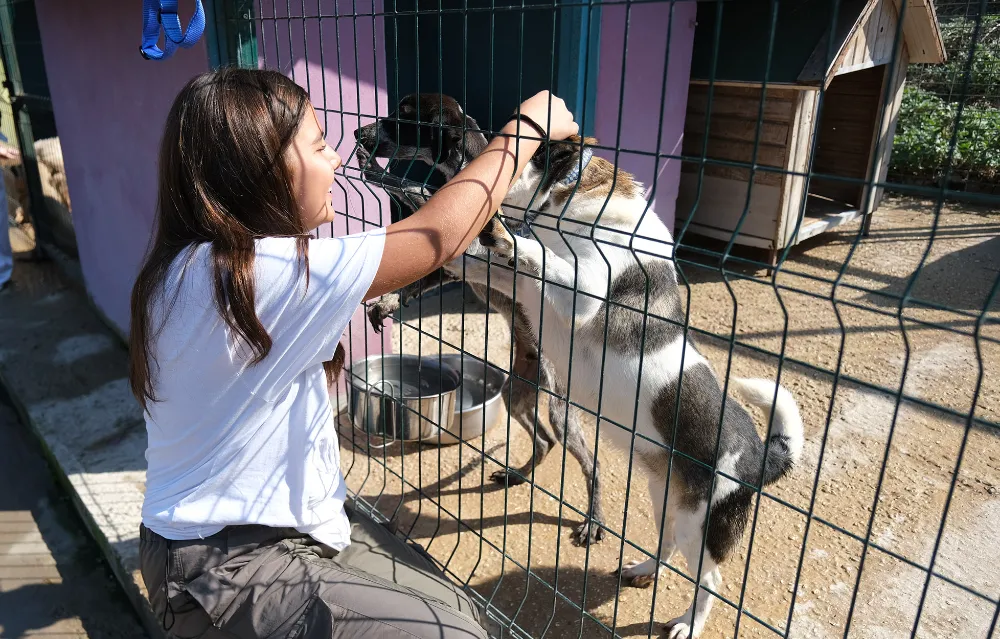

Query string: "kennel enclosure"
[[677, 0, 946, 261]]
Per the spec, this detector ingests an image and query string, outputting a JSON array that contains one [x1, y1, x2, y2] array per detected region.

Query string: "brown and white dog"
[[356, 94, 804, 638], [354, 94, 607, 547]]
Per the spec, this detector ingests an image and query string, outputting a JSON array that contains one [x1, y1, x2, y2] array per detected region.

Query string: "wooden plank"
[[874, 0, 899, 64], [864, 2, 881, 58], [676, 173, 781, 248], [688, 84, 801, 101], [681, 162, 785, 187], [684, 114, 790, 146], [851, 7, 869, 67], [777, 90, 816, 250], [891, 0, 945, 64], [687, 85, 798, 122], [834, 0, 897, 76], [872, 0, 892, 64], [844, 30, 861, 68], [860, 62, 891, 215], [689, 79, 819, 91], [796, 206, 864, 243], [867, 43, 909, 211], [683, 134, 788, 168], [682, 226, 773, 250]]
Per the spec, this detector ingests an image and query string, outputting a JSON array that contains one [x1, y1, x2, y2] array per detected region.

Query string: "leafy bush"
[[890, 14, 999, 183], [906, 16, 999, 107], [892, 86, 1000, 182]]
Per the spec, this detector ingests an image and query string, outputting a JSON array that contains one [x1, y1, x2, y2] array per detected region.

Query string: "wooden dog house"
[[676, 0, 945, 262]]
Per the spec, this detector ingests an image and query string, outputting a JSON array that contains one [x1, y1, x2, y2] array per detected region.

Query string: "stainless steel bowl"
[[347, 355, 461, 444], [440, 353, 508, 445], [347, 353, 508, 446]]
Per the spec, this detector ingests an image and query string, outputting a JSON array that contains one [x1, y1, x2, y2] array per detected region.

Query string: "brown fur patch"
[[550, 136, 640, 206]]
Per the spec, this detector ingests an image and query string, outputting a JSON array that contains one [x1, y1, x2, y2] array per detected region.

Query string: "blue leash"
[[141, 0, 206, 61]]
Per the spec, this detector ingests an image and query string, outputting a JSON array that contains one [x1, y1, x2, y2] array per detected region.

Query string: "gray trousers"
[[139, 503, 487, 639]]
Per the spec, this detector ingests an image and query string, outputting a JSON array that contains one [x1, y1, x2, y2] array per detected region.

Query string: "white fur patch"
[[711, 451, 743, 503], [731, 378, 804, 463], [661, 335, 708, 372]]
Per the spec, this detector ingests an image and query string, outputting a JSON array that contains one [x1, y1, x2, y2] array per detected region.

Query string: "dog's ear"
[[431, 111, 464, 158], [459, 115, 488, 158]]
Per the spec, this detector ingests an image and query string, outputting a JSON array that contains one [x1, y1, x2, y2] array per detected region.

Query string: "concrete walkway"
[[0, 255, 160, 638], [0, 386, 146, 638]]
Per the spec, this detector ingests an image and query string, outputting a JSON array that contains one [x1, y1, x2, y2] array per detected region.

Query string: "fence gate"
[[216, 1, 999, 638]]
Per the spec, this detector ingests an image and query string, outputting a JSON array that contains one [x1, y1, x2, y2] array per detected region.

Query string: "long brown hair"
[[129, 67, 342, 410]]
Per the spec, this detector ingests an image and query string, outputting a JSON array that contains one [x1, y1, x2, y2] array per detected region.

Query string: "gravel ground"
[[337, 195, 1000, 639]]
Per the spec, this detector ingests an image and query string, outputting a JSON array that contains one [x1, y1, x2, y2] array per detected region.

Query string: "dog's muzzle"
[[353, 122, 384, 173]]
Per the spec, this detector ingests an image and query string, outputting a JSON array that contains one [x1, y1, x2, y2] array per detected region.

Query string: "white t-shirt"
[[141, 229, 385, 550]]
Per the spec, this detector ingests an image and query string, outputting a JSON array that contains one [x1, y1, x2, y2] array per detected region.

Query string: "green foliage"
[[892, 86, 1000, 181], [891, 15, 999, 182], [906, 16, 999, 107]]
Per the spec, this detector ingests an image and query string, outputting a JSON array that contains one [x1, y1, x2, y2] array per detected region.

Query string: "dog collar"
[[560, 147, 593, 185], [515, 213, 536, 238], [515, 148, 593, 238]]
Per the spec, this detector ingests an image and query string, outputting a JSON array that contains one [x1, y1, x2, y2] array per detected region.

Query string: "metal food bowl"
[[440, 353, 508, 444], [347, 354, 507, 446]]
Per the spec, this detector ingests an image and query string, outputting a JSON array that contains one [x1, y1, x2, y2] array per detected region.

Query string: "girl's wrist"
[[503, 113, 547, 139], [498, 119, 543, 159]]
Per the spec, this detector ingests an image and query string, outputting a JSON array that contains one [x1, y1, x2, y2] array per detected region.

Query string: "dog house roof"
[[689, 0, 945, 86]]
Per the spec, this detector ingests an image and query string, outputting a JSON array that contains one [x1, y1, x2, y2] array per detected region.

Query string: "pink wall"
[[34, 0, 210, 333], [257, 0, 392, 365], [594, 1, 696, 233], [35, 0, 389, 365]]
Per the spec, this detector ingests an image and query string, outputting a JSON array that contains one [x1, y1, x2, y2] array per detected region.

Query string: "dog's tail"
[[731, 378, 804, 486]]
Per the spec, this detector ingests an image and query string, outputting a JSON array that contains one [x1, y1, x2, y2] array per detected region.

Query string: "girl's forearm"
[[364, 121, 540, 301]]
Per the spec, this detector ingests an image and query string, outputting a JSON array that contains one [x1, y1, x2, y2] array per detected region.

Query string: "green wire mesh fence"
[[250, 1, 998, 637]]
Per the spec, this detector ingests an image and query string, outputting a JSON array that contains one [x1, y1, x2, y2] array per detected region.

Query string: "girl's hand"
[[365, 91, 577, 301], [512, 91, 579, 141]]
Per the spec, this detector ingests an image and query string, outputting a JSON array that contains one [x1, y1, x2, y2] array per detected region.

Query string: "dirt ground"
[[335, 195, 1000, 639]]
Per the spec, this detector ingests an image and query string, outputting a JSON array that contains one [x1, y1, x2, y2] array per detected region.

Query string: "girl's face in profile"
[[287, 106, 342, 231]]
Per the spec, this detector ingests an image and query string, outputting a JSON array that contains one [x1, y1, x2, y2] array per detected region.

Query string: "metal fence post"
[[0, 0, 52, 256], [205, 0, 258, 69]]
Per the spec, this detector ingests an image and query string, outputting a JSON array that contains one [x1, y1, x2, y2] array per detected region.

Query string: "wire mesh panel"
[[244, 1, 999, 637]]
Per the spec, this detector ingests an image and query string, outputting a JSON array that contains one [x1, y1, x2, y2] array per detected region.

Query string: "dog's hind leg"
[[542, 363, 606, 546], [666, 508, 724, 639], [619, 471, 676, 588], [489, 341, 560, 487]]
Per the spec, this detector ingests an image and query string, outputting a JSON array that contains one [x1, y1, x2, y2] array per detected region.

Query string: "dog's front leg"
[[443, 252, 518, 300], [366, 268, 457, 332], [398, 184, 432, 211], [490, 235, 604, 326], [367, 292, 402, 333]]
